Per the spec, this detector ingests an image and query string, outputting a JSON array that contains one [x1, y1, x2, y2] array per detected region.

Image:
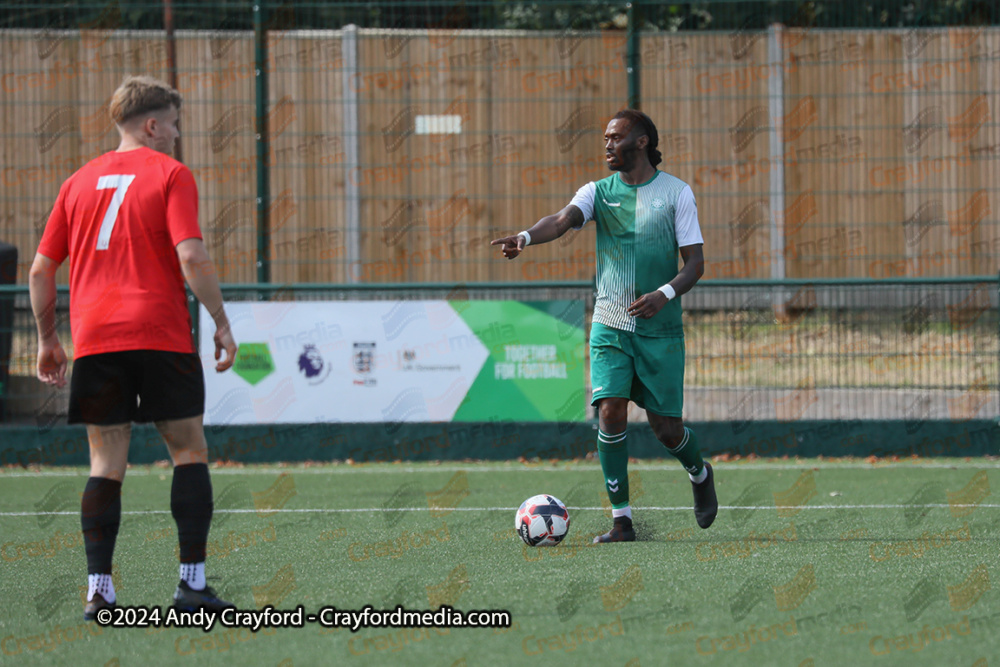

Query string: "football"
[[515, 494, 570, 546]]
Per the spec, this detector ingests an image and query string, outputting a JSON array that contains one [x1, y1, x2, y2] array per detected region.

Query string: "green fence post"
[[627, 1, 641, 109], [188, 289, 199, 355], [254, 0, 271, 294]]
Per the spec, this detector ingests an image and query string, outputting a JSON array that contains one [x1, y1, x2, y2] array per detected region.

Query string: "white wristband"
[[518, 230, 531, 246], [658, 284, 676, 301]]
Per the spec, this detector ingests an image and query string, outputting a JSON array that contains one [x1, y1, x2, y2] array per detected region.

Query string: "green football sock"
[[665, 426, 705, 477], [597, 430, 629, 509]]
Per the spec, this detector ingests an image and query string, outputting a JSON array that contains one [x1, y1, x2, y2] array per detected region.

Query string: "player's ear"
[[143, 115, 158, 137]]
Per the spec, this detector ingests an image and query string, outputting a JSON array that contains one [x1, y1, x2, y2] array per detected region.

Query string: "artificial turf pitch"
[[1, 459, 998, 666]]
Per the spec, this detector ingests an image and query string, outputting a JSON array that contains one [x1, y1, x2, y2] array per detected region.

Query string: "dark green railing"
[[2, 276, 996, 424]]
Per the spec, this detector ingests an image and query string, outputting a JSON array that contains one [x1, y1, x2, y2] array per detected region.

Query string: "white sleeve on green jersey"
[[676, 185, 704, 247], [568, 182, 595, 228]]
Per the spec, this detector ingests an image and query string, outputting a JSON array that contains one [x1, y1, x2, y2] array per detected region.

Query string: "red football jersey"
[[37, 147, 203, 358]]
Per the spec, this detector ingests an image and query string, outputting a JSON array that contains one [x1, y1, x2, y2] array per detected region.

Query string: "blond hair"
[[109, 76, 181, 125]]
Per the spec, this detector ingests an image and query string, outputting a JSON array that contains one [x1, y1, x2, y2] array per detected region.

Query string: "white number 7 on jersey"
[[95, 174, 136, 250]]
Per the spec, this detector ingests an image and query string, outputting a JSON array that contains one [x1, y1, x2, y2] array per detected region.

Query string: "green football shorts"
[[589, 321, 685, 417]]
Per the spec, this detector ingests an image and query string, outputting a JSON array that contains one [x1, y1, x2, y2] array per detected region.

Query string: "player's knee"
[[169, 443, 209, 467], [655, 420, 685, 449], [598, 399, 628, 431], [90, 465, 126, 482]]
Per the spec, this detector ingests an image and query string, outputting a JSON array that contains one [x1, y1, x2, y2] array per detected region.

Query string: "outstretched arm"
[[490, 205, 585, 260], [627, 243, 705, 319]]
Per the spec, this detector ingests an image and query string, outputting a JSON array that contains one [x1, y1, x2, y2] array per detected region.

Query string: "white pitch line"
[[2, 461, 999, 478], [2, 503, 999, 518]]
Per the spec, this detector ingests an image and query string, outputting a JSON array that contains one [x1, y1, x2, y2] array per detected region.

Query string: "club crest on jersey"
[[651, 197, 666, 210]]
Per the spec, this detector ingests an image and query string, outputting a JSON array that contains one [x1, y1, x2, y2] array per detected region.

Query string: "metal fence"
[[2, 278, 996, 425], [1, 2, 997, 428], [1, 1, 998, 286]]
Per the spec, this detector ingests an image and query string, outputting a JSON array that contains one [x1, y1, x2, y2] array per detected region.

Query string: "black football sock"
[[171, 463, 213, 567], [81, 477, 123, 575]]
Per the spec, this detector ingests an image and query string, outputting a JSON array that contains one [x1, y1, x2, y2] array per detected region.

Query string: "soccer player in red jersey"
[[29, 76, 239, 619]]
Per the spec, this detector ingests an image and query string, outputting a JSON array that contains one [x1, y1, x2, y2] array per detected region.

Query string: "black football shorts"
[[68, 350, 205, 425]]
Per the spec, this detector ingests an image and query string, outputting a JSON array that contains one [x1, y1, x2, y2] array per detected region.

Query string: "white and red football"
[[515, 494, 570, 547]]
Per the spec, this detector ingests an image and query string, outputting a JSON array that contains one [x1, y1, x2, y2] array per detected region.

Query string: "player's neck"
[[618, 163, 656, 186], [116, 134, 150, 152]]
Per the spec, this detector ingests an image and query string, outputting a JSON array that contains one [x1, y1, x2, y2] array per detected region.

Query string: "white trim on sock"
[[689, 467, 708, 484], [180, 562, 206, 591], [598, 430, 627, 444], [611, 506, 633, 520], [668, 427, 691, 453], [87, 573, 116, 603]]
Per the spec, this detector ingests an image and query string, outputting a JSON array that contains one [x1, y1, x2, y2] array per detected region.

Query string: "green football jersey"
[[569, 170, 703, 337]]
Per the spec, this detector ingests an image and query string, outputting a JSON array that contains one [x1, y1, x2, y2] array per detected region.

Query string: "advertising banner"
[[200, 300, 585, 425]]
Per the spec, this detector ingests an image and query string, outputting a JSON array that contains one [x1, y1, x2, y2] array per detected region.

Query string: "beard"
[[609, 142, 643, 172]]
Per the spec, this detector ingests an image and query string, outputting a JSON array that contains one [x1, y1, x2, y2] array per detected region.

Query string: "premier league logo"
[[298, 344, 331, 385]]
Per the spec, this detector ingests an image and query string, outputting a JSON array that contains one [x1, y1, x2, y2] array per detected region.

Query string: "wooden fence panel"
[[1, 27, 996, 284]]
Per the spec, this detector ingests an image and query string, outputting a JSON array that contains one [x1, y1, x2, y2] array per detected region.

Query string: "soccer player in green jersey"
[[492, 109, 717, 542]]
